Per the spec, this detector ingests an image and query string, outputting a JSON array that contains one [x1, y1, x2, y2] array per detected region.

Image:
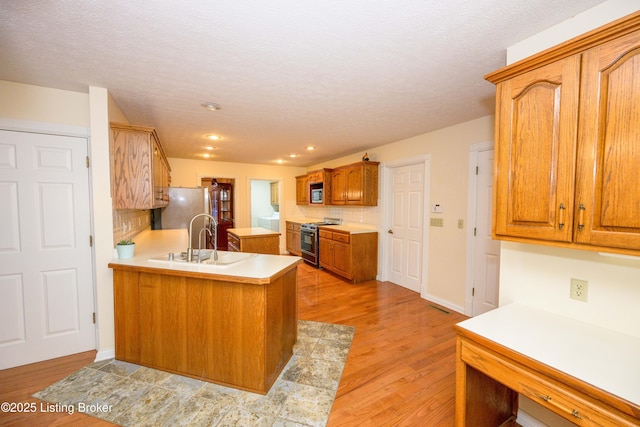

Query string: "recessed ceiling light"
[[276, 159, 284, 164], [306, 146, 316, 151], [206, 134, 222, 141], [200, 102, 221, 111], [203, 146, 216, 150], [288, 154, 298, 158], [202, 153, 211, 159]]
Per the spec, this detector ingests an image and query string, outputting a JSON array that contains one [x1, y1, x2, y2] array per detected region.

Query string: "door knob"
[[388, 229, 393, 234]]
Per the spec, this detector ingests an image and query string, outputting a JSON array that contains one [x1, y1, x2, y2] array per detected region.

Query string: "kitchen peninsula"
[[108, 229, 301, 394]]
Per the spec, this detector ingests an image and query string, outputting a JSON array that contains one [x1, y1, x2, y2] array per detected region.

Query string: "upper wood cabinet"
[[486, 12, 640, 255], [270, 182, 279, 205], [111, 123, 171, 210], [330, 161, 379, 206], [295, 174, 308, 205]]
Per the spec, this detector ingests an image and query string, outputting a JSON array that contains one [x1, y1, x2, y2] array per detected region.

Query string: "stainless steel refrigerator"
[[161, 187, 210, 249]]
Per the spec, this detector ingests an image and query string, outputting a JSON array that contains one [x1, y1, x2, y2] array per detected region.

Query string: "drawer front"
[[332, 232, 350, 243], [460, 339, 638, 426], [319, 229, 332, 239], [227, 233, 240, 252]]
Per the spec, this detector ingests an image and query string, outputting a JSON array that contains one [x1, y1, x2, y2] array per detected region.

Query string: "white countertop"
[[456, 303, 640, 405], [319, 224, 377, 234], [109, 229, 300, 280]]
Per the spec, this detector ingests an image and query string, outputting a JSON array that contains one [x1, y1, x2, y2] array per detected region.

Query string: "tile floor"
[[34, 320, 354, 427]]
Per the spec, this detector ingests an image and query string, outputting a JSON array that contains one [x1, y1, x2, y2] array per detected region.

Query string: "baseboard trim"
[[95, 348, 115, 362]]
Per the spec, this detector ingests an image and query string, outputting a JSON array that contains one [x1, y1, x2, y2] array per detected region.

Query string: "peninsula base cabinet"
[[319, 229, 378, 283], [111, 266, 298, 394]]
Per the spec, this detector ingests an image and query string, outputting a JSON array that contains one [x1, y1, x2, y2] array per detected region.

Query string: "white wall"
[[308, 115, 495, 311]]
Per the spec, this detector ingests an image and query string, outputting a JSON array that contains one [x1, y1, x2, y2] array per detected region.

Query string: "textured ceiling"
[[0, 0, 603, 166]]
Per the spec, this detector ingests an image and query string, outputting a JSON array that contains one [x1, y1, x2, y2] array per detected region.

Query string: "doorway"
[[250, 179, 280, 232], [383, 156, 430, 295], [0, 128, 95, 369], [466, 143, 500, 316]]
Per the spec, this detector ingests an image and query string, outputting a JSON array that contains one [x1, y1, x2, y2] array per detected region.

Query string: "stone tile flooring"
[[34, 320, 354, 427]]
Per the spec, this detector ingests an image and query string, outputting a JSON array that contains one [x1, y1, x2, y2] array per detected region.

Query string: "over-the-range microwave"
[[311, 188, 323, 204]]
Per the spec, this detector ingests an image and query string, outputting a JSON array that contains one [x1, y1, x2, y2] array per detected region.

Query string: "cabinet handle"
[[538, 394, 552, 402], [571, 409, 583, 420], [578, 204, 586, 231], [558, 204, 565, 230]]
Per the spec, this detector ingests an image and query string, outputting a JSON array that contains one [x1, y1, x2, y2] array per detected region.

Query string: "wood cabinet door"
[[331, 169, 346, 204], [295, 175, 308, 204], [493, 56, 581, 242], [112, 129, 153, 209], [333, 241, 351, 278], [319, 237, 334, 270], [345, 165, 363, 204], [575, 30, 640, 250]]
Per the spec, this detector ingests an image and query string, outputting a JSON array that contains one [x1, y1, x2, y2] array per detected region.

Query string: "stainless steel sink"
[[148, 250, 255, 267]]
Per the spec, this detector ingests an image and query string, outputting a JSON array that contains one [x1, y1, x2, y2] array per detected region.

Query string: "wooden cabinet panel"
[[295, 175, 308, 205], [493, 56, 580, 242], [111, 123, 170, 210], [486, 14, 640, 255], [286, 222, 301, 256], [575, 30, 640, 250]]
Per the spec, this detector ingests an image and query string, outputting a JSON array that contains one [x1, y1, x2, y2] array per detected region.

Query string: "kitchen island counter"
[[108, 229, 300, 394], [109, 229, 299, 283]]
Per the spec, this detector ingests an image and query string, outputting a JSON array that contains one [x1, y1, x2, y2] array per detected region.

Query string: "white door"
[[388, 162, 425, 293], [472, 149, 500, 316], [0, 130, 95, 369]]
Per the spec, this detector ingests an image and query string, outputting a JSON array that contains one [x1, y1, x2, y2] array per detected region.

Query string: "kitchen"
[[1, 1, 640, 426]]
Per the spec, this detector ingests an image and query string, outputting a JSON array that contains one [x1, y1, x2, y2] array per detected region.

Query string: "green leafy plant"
[[117, 238, 135, 246]]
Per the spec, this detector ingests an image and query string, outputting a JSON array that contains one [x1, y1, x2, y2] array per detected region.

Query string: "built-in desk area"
[[454, 304, 640, 426]]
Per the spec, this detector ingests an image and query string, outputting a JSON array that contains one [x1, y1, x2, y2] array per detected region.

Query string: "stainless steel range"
[[300, 217, 341, 267]]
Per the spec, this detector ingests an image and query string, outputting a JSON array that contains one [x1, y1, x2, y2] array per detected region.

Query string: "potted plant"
[[116, 238, 136, 259]]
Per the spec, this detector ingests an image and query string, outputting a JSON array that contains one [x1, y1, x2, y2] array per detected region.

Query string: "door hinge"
[[472, 288, 475, 297], [92, 312, 96, 324], [89, 235, 93, 247], [473, 227, 477, 236], [476, 166, 479, 175], [86, 156, 90, 168]]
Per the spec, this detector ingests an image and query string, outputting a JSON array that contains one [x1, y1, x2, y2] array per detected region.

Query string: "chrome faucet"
[[197, 227, 212, 263], [187, 213, 218, 262]]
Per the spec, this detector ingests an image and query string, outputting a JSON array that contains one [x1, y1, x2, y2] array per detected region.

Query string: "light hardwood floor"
[[0, 263, 468, 426]]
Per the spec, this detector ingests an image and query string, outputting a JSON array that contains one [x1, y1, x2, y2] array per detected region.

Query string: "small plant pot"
[[116, 243, 136, 259]]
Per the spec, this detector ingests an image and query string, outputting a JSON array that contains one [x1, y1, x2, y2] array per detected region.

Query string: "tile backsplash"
[[113, 209, 150, 245]]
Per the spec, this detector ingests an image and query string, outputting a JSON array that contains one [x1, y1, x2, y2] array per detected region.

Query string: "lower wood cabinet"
[[286, 222, 301, 256], [227, 228, 280, 255], [319, 229, 377, 283]]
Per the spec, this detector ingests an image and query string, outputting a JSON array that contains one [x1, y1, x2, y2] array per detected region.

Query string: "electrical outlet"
[[430, 217, 444, 227], [570, 278, 588, 302]]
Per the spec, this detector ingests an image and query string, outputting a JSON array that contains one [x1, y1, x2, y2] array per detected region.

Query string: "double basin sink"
[[148, 249, 256, 267]]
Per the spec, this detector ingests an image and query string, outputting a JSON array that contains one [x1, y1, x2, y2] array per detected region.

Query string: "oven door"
[[300, 228, 318, 265]]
